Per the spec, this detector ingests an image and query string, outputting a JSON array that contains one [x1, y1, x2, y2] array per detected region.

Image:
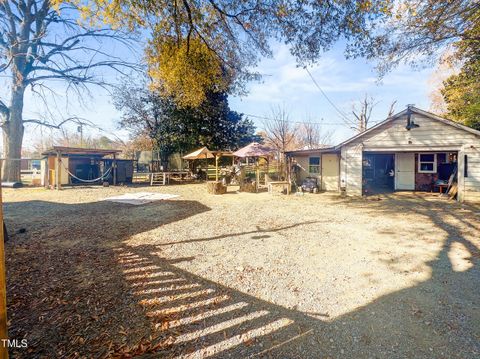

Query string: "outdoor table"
[[150, 171, 190, 186], [268, 181, 291, 195]]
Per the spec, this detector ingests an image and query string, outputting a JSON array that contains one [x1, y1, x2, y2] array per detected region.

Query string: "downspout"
[[320, 154, 323, 191]]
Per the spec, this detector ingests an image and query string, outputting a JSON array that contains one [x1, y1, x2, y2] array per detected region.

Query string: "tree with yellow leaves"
[[64, 0, 392, 106]]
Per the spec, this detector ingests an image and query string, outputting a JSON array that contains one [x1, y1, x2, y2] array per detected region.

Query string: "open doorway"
[[362, 153, 395, 195], [415, 152, 458, 193]]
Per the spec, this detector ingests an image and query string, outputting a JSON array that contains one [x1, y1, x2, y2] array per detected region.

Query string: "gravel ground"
[[3, 184, 480, 358]]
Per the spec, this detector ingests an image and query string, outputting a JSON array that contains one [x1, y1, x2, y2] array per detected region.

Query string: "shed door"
[[321, 154, 339, 191], [48, 156, 55, 186], [395, 153, 415, 190]]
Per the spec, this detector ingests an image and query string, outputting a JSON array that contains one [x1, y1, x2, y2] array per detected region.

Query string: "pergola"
[[182, 147, 234, 181], [181, 146, 215, 160]]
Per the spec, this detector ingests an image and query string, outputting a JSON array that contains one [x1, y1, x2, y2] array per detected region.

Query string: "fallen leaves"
[[6, 242, 159, 358]]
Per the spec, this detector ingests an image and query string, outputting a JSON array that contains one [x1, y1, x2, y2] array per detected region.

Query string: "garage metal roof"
[[41, 146, 122, 156]]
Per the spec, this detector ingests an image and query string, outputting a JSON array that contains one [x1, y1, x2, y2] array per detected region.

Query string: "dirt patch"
[[3, 185, 480, 358]]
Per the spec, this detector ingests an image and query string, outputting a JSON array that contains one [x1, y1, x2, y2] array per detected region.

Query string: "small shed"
[[285, 146, 339, 191], [41, 146, 133, 189]]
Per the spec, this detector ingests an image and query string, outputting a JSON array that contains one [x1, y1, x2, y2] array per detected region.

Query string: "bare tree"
[[0, 0, 138, 181], [351, 95, 398, 132], [351, 94, 379, 133], [387, 100, 397, 118], [262, 106, 299, 156], [299, 121, 334, 149]]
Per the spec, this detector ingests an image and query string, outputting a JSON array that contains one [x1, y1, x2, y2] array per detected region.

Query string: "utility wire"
[[304, 67, 356, 127], [243, 113, 344, 126]]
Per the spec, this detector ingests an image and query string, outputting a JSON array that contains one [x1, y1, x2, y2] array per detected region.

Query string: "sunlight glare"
[[175, 318, 294, 359], [448, 242, 473, 272]]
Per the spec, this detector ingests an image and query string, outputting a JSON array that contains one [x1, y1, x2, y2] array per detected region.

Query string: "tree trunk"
[[1, 85, 25, 182], [159, 148, 171, 171]]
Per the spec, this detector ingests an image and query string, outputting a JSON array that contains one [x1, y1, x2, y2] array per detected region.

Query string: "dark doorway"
[[68, 156, 101, 184], [363, 153, 395, 195]]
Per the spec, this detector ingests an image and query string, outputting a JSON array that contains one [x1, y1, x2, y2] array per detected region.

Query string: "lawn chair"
[[301, 177, 319, 193]]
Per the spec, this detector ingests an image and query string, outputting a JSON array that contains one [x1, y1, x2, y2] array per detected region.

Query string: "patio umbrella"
[[232, 142, 274, 158], [233, 143, 275, 193]]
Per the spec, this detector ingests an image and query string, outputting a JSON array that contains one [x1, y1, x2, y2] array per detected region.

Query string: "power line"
[[243, 113, 345, 126], [304, 67, 356, 127]]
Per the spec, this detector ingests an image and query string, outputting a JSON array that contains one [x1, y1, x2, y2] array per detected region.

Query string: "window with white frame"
[[309, 157, 320, 173], [418, 153, 437, 173]]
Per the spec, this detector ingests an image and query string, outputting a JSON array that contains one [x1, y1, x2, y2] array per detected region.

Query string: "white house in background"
[[286, 106, 480, 203]]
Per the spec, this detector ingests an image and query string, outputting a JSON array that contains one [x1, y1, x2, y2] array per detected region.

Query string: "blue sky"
[[11, 39, 436, 150], [230, 42, 435, 143]]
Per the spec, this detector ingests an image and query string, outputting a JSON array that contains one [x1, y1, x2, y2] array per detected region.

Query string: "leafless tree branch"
[[23, 116, 92, 129], [387, 100, 397, 118], [351, 94, 379, 133], [299, 121, 334, 149], [0, 0, 141, 180], [262, 105, 299, 154]]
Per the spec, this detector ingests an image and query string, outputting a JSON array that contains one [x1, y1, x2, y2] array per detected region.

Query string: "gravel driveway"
[[3, 184, 479, 358]]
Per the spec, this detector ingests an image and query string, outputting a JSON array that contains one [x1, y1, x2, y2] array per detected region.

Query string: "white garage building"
[[286, 106, 480, 202]]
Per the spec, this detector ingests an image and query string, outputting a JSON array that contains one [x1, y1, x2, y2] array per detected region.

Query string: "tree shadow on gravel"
[[4, 199, 211, 358], [4, 194, 480, 358], [156, 221, 322, 246]]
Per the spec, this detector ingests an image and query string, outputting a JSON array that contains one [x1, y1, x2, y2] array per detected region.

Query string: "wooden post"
[[255, 159, 260, 193], [42, 159, 48, 188], [205, 154, 208, 181], [287, 156, 291, 186], [0, 163, 9, 359], [319, 154, 323, 191], [56, 152, 61, 190], [113, 154, 117, 186], [215, 154, 219, 182], [266, 158, 269, 182]]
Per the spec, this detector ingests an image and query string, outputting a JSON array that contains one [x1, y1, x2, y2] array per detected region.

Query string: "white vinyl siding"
[[460, 144, 480, 202], [341, 113, 480, 201], [359, 115, 480, 150]]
